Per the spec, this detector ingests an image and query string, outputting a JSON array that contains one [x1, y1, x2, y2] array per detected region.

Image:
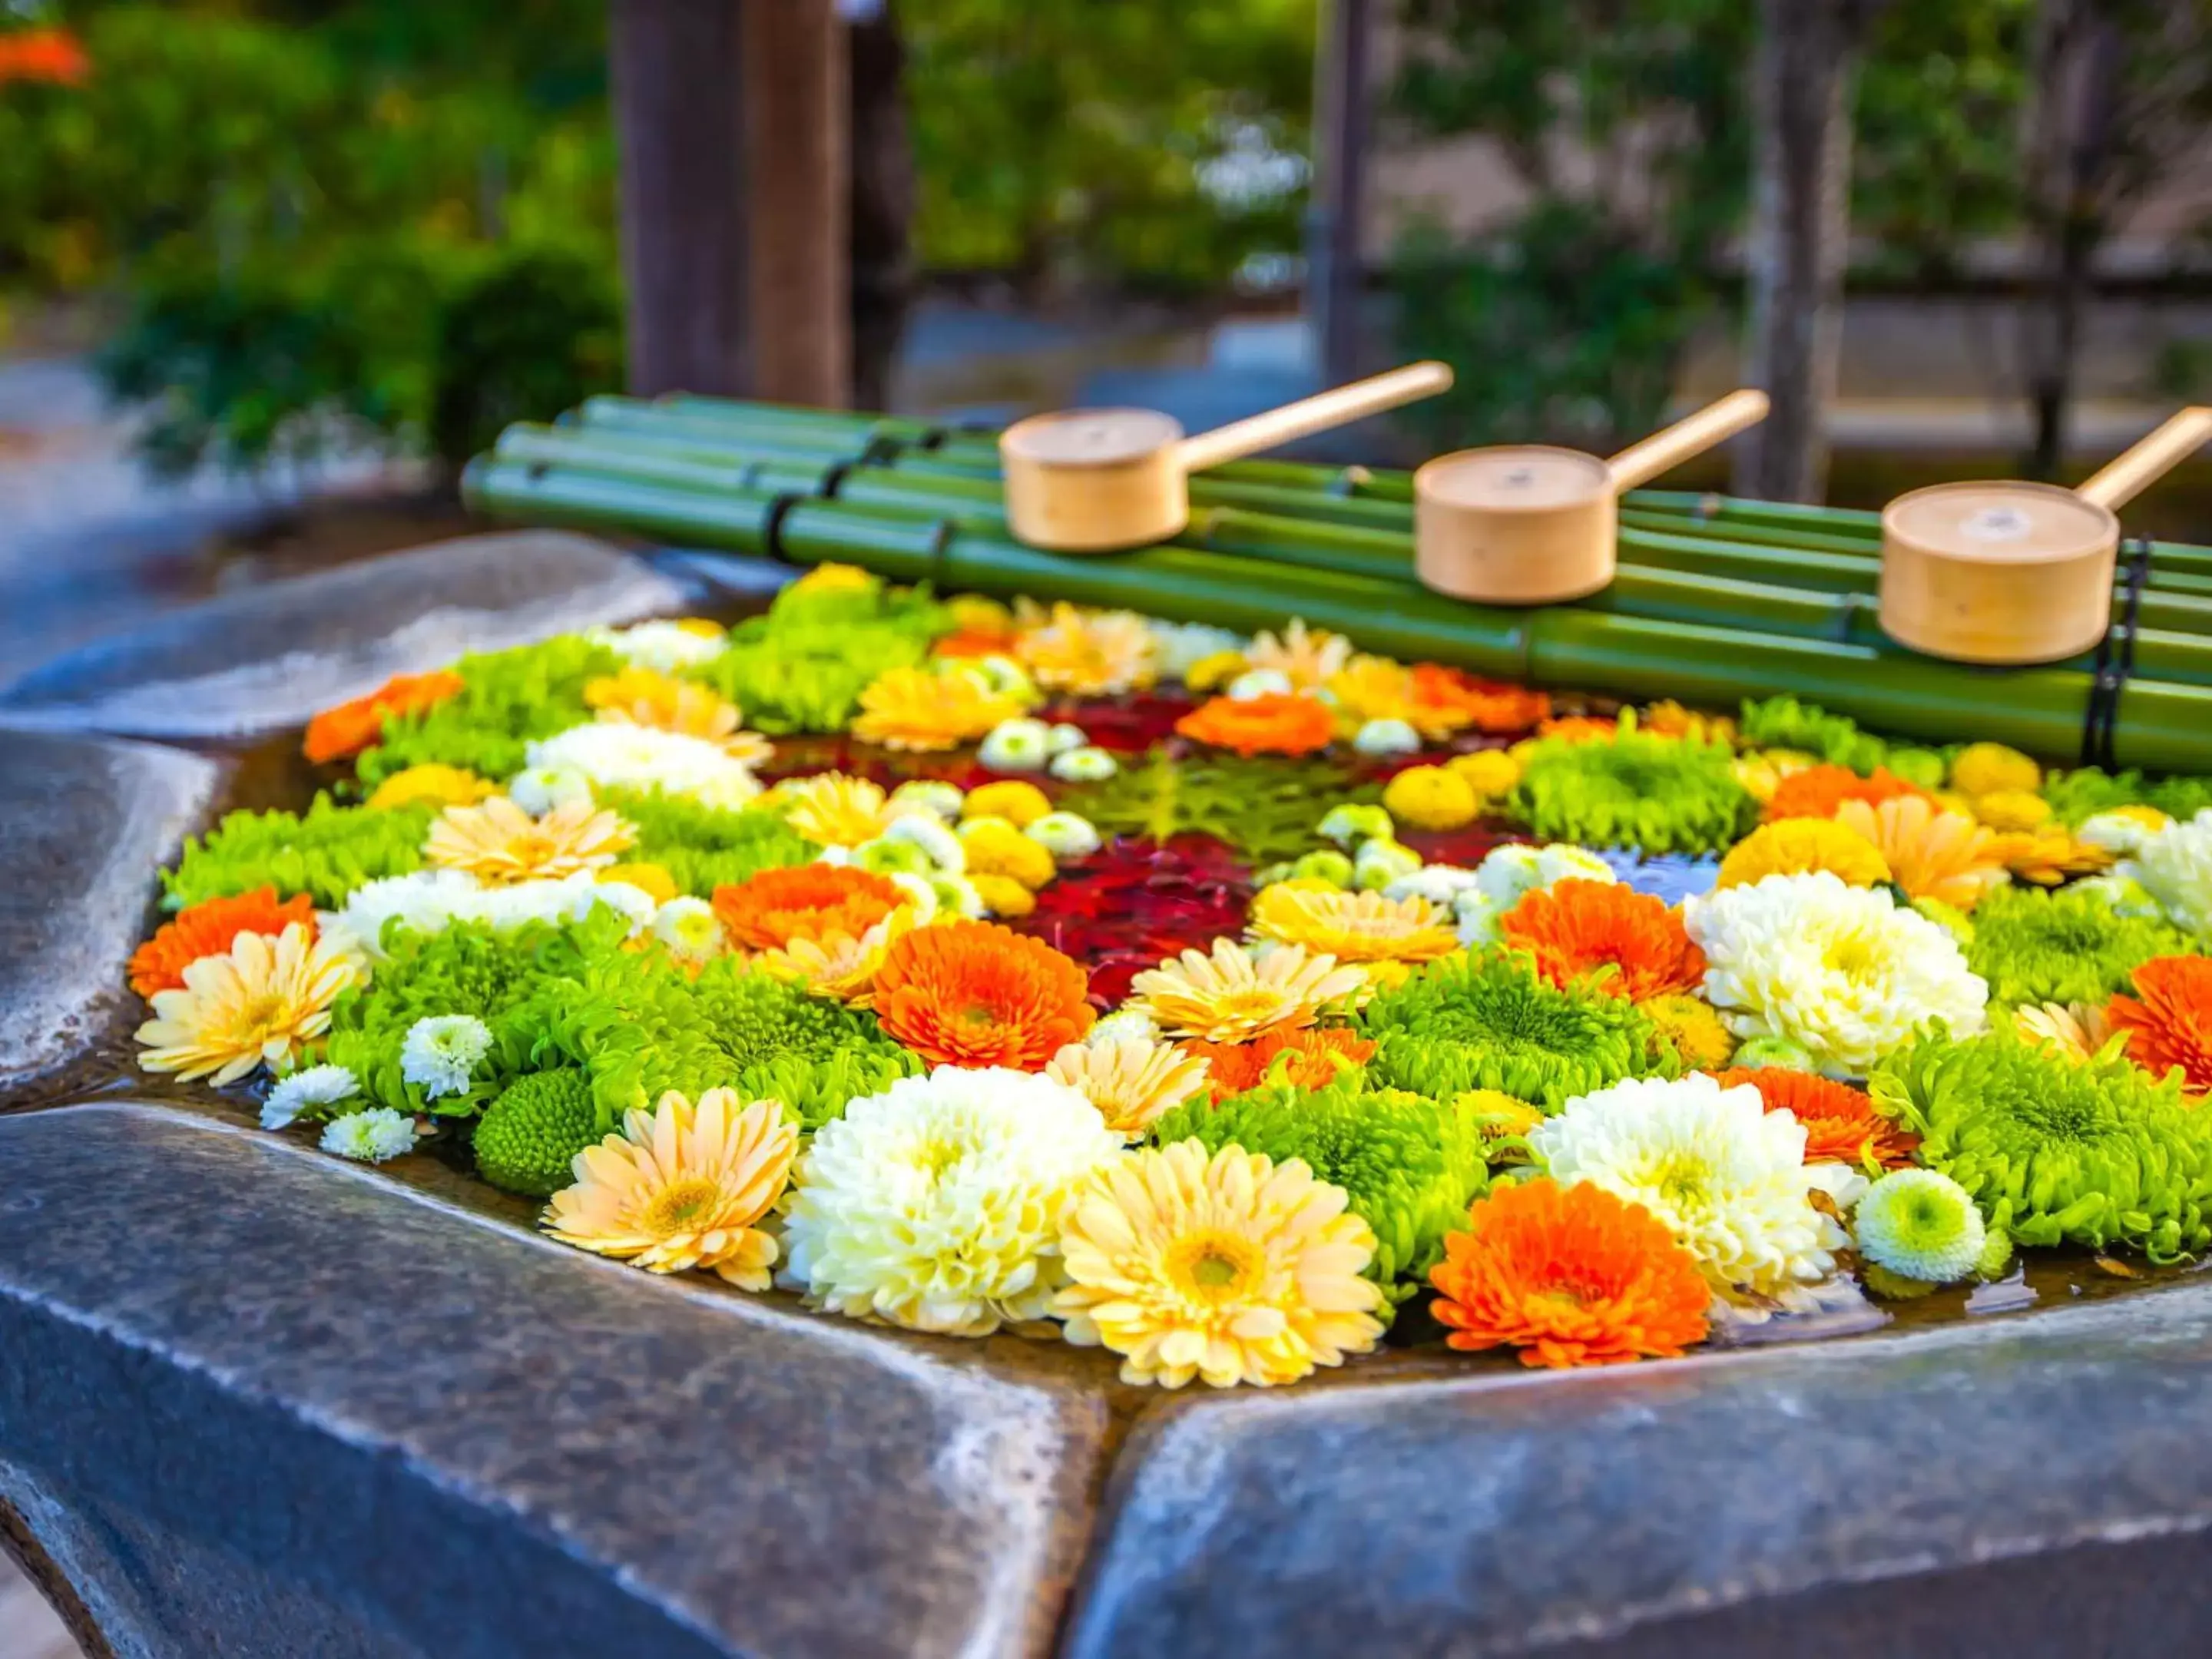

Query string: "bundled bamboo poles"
[[465, 435, 2212, 771]]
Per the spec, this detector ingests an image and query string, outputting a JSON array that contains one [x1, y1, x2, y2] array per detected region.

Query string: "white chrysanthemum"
[[889, 779, 965, 821], [1532, 1073, 1847, 1300], [1088, 1008, 1161, 1046], [1352, 838, 1422, 892], [1316, 803, 1394, 848], [1049, 744, 1118, 782], [964, 654, 1038, 704], [1452, 842, 1620, 946], [320, 869, 485, 959], [1047, 722, 1088, 755], [320, 1108, 419, 1164], [2068, 872, 2164, 920], [261, 1063, 359, 1131], [1353, 718, 1422, 758], [1227, 667, 1293, 700], [929, 873, 986, 919], [780, 1067, 1124, 1336], [525, 723, 760, 811], [508, 763, 595, 816], [1384, 863, 1480, 906], [1026, 811, 1101, 861], [1684, 871, 1988, 1075], [2078, 807, 2169, 857], [651, 896, 725, 962], [2118, 808, 2212, 939], [401, 1014, 493, 1100], [1148, 620, 1247, 679], [880, 812, 965, 873], [978, 717, 1053, 772], [586, 618, 727, 672], [472, 872, 656, 935], [1854, 1168, 1986, 1284]]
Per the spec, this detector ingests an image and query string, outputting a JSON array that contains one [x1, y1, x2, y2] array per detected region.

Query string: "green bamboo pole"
[[464, 455, 2212, 770]]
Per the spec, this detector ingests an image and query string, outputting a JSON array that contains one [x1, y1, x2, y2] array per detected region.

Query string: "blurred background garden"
[[2, 0, 2211, 672]]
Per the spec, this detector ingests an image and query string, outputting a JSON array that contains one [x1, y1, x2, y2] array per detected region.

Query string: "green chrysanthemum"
[[164, 794, 433, 910], [2040, 765, 2212, 829], [687, 581, 951, 733], [1738, 694, 1886, 773], [734, 1046, 924, 1134], [1965, 883, 2187, 1008], [359, 635, 624, 784], [1872, 1031, 2212, 1263], [1506, 731, 1757, 856], [1151, 1073, 1486, 1309], [1357, 951, 1677, 1110], [472, 1067, 604, 1197], [1853, 1167, 1985, 1283], [602, 787, 817, 896]]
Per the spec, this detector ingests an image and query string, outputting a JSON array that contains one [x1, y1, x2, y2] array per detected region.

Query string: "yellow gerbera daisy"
[[426, 796, 636, 887], [585, 666, 772, 766], [1127, 939, 1366, 1042], [1833, 795, 2008, 911], [851, 665, 1022, 751], [1053, 1137, 1386, 1388], [1015, 602, 1157, 696], [1246, 618, 1352, 690], [542, 1086, 797, 1286], [1046, 1038, 1212, 1140], [1988, 824, 2113, 886], [751, 912, 916, 1005], [135, 922, 359, 1085], [1714, 816, 1892, 889], [1248, 882, 1459, 965], [769, 772, 902, 848], [365, 763, 498, 812]]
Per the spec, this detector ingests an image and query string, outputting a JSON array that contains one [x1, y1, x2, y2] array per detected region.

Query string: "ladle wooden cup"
[[1878, 406, 2212, 664], [1411, 389, 1772, 605], [998, 361, 1454, 552]]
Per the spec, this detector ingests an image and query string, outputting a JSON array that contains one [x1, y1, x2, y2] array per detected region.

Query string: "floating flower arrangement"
[[129, 565, 2212, 1384]]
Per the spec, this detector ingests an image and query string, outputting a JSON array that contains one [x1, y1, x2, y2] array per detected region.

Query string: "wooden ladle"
[[1412, 389, 1772, 605], [998, 361, 1454, 552], [1878, 406, 2212, 664]]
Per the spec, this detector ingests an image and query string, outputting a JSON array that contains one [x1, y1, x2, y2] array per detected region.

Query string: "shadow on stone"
[[0, 533, 693, 740], [0, 731, 220, 1100], [0, 1104, 1110, 1659]]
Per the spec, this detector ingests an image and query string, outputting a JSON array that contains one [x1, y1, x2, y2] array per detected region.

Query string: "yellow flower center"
[[1166, 1230, 1263, 1303], [642, 1176, 724, 1235]]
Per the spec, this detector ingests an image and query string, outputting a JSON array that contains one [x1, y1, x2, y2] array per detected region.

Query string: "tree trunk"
[[2020, 0, 2120, 480], [743, 0, 851, 407], [847, 0, 916, 413], [609, 0, 750, 397], [1734, 0, 1871, 504]]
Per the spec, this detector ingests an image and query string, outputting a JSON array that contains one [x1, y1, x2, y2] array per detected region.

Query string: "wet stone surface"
[[0, 531, 693, 740], [0, 730, 221, 1101], [0, 1103, 1110, 1659]]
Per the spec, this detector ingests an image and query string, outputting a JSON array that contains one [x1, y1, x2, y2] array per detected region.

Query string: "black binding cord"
[[761, 492, 806, 565], [2082, 533, 2154, 772], [922, 518, 958, 591]]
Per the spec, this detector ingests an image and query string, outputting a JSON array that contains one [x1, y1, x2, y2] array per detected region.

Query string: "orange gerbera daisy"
[[1498, 878, 1706, 1001], [2106, 956, 2212, 1094], [1408, 664, 1550, 737], [1763, 763, 1932, 823], [1429, 1178, 1710, 1369], [1711, 1068, 1921, 1170], [303, 670, 465, 764], [710, 865, 909, 952], [1184, 1027, 1378, 1099], [1174, 692, 1336, 757], [872, 921, 1094, 1068], [128, 887, 317, 999]]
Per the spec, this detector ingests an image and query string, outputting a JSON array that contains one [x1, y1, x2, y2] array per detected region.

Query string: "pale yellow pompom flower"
[[1127, 938, 1366, 1043], [542, 1087, 797, 1288], [1015, 602, 1157, 696], [426, 796, 636, 887], [1248, 882, 1459, 965], [1046, 1038, 1210, 1140], [1054, 1138, 1385, 1389], [135, 922, 360, 1085]]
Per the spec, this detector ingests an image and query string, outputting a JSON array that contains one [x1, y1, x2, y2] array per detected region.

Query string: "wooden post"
[[744, 0, 853, 408], [1309, 0, 1373, 386], [609, 0, 751, 397]]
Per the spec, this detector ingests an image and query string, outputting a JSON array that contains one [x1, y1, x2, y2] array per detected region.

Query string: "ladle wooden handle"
[[1604, 389, 1771, 494], [1170, 361, 1454, 475], [2076, 406, 2212, 512]]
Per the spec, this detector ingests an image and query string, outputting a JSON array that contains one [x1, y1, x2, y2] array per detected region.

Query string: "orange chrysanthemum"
[[1498, 878, 1706, 1001], [303, 670, 465, 764], [128, 887, 317, 999], [710, 864, 909, 952], [2106, 956, 2212, 1095], [1184, 1027, 1377, 1099], [1428, 1178, 1711, 1369], [1535, 714, 1624, 744], [872, 921, 1095, 1068], [0, 27, 91, 85], [1408, 664, 1551, 737], [1763, 763, 1932, 823], [1174, 692, 1336, 757], [1711, 1068, 1922, 1170]]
